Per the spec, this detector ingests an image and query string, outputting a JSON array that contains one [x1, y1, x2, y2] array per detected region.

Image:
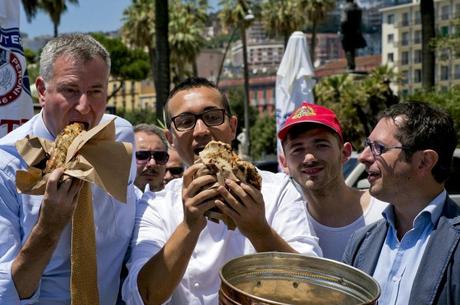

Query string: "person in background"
[[0, 33, 137, 305], [122, 77, 321, 305], [163, 147, 184, 185], [134, 123, 169, 196], [340, 0, 366, 71], [343, 102, 460, 305], [279, 102, 387, 260]]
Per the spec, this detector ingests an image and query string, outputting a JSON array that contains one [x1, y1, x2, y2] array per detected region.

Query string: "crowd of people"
[[0, 33, 458, 305]]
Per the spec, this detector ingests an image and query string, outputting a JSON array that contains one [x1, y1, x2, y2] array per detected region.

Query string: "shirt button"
[[392, 276, 401, 282], [194, 282, 200, 288]]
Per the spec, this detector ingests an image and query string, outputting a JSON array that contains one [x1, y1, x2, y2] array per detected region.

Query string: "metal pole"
[[241, 24, 250, 159]]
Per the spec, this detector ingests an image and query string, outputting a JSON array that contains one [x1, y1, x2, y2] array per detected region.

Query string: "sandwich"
[[195, 140, 261, 229]]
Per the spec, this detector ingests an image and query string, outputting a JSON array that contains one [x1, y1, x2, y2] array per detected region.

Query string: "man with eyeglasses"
[[163, 148, 184, 185], [278, 102, 387, 261], [343, 102, 460, 305], [122, 77, 321, 305], [133, 124, 169, 195]]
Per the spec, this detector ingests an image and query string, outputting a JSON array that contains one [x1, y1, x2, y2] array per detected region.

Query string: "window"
[[414, 49, 422, 64], [441, 5, 450, 20], [402, 32, 410, 46], [414, 69, 421, 83], [440, 26, 450, 37], [401, 70, 410, 84], [387, 14, 395, 24], [387, 34, 394, 44], [402, 12, 410, 26], [439, 48, 450, 61], [414, 30, 421, 44], [387, 53, 394, 63], [401, 51, 410, 65], [455, 65, 460, 79], [440, 66, 450, 80], [414, 11, 421, 24]]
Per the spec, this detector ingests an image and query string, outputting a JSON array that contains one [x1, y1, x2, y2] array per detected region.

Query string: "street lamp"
[[238, 0, 254, 159]]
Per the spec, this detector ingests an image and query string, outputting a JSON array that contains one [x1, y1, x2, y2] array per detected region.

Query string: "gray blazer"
[[343, 197, 460, 305]]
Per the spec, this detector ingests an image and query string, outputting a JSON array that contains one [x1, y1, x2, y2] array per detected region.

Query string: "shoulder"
[[102, 114, 134, 144]]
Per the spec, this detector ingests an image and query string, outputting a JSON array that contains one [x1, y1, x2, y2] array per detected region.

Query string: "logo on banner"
[[0, 47, 22, 106]]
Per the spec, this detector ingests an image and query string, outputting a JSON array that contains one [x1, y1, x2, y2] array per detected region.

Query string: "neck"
[[390, 184, 444, 238], [303, 180, 367, 227]]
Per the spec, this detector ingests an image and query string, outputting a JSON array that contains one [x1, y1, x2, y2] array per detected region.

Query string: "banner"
[[0, 0, 34, 137], [275, 31, 315, 169]]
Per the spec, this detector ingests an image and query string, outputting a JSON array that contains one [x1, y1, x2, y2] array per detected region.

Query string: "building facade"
[[381, 0, 460, 94]]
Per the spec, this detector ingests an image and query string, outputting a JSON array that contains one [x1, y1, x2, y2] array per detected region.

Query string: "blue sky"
[[20, 0, 220, 38]]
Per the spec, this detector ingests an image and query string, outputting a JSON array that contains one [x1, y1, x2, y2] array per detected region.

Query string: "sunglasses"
[[135, 150, 169, 165], [166, 166, 184, 176]]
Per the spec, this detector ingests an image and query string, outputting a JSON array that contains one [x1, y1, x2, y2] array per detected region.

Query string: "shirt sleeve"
[[267, 175, 322, 257], [0, 158, 41, 304], [122, 190, 176, 305]]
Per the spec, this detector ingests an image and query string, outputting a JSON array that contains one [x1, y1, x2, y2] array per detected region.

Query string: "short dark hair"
[[381, 102, 457, 183], [164, 77, 232, 128]]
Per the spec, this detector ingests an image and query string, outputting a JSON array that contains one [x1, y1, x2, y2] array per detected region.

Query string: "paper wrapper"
[[15, 118, 132, 203], [15, 118, 132, 305]]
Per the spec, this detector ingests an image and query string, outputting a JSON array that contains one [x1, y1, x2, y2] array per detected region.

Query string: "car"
[[344, 148, 460, 205]]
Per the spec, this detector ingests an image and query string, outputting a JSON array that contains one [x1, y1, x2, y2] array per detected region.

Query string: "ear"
[[418, 149, 439, 176], [35, 77, 46, 107], [229, 115, 238, 139], [341, 142, 353, 164]]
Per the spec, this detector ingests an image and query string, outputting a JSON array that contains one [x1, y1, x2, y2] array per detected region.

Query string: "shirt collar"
[[35, 110, 56, 141], [382, 190, 447, 229]]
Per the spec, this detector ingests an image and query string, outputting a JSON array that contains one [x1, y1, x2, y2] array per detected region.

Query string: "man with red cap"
[[278, 102, 387, 260]]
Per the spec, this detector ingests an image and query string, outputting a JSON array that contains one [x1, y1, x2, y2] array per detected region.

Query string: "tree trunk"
[[155, 0, 170, 120], [216, 26, 238, 86], [53, 22, 58, 37], [310, 21, 317, 66], [421, 0, 435, 91]]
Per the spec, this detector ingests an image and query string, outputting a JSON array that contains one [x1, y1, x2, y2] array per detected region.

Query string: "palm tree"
[[300, 0, 335, 64], [261, 0, 301, 47], [21, 0, 79, 37], [169, 0, 207, 83], [155, 0, 170, 117], [420, 0, 435, 91]]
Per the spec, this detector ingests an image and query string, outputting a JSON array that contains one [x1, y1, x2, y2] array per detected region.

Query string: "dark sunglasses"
[[171, 109, 227, 131], [135, 150, 169, 165], [166, 166, 184, 176]]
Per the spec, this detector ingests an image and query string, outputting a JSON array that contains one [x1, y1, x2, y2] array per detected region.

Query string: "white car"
[[344, 149, 460, 205]]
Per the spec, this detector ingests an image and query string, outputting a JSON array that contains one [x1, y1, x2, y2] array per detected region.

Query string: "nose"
[[74, 93, 91, 114], [303, 152, 316, 163], [146, 156, 157, 166], [193, 118, 211, 137], [358, 145, 375, 165]]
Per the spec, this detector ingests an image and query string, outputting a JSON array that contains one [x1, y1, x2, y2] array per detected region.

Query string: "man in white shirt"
[[122, 77, 321, 305], [0, 33, 137, 305], [279, 102, 386, 260]]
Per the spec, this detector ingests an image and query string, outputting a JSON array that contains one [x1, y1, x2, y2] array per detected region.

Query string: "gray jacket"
[[343, 197, 460, 305]]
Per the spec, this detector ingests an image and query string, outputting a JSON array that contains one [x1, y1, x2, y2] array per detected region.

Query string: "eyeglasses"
[[166, 166, 184, 176], [171, 109, 227, 131], [135, 150, 169, 165], [363, 138, 411, 156]]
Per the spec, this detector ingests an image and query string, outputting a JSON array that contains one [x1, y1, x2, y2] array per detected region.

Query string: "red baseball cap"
[[278, 102, 343, 142]]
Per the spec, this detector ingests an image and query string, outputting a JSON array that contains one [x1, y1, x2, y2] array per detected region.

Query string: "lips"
[[302, 167, 323, 175], [366, 169, 381, 184]]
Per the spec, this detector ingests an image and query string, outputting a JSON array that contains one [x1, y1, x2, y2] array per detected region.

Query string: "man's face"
[[167, 86, 237, 166], [283, 127, 350, 193], [134, 131, 167, 191], [358, 117, 416, 203], [163, 148, 184, 185], [36, 55, 108, 137]]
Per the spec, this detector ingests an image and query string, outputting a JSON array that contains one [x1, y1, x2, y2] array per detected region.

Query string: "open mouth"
[[193, 146, 205, 156], [70, 121, 89, 130]]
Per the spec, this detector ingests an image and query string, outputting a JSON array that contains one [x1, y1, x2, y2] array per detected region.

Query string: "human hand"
[[181, 163, 219, 232], [215, 179, 270, 238], [37, 168, 84, 237]]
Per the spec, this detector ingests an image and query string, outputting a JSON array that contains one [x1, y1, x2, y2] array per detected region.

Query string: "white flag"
[[275, 31, 315, 169], [0, 0, 34, 137]]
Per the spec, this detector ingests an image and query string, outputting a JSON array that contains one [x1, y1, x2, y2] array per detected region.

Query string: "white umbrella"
[[0, 0, 34, 137], [275, 31, 316, 170]]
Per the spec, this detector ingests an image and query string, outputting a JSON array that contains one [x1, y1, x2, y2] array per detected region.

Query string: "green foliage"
[[315, 66, 400, 149], [117, 108, 158, 127], [250, 114, 276, 160], [404, 88, 460, 145], [226, 87, 257, 136], [24, 48, 38, 64], [91, 33, 150, 81]]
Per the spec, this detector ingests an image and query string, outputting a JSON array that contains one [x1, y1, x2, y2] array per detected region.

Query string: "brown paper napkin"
[[15, 118, 132, 305]]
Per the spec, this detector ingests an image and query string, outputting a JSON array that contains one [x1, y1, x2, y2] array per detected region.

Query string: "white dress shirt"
[[122, 171, 321, 305], [0, 112, 137, 305]]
